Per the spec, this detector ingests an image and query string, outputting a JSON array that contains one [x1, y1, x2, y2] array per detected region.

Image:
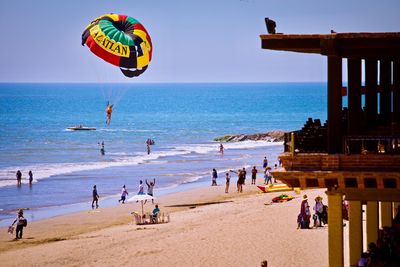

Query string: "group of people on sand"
[[298, 194, 328, 229], [92, 179, 156, 209], [210, 156, 278, 194], [210, 168, 246, 193], [15, 170, 34, 186]]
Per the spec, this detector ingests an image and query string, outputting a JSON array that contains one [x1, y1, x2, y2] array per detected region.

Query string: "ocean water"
[[0, 83, 327, 225]]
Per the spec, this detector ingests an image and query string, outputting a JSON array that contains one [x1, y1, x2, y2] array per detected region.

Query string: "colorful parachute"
[[82, 13, 152, 78]]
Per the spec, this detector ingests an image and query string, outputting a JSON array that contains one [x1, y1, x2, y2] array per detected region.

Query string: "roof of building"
[[260, 32, 400, 58]]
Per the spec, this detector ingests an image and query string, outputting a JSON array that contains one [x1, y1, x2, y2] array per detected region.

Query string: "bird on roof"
[[330, 30, 337, 34], [265, 17, 276, 34]]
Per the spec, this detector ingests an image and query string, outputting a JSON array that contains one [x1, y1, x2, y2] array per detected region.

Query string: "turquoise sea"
[[0, 83, 327, 225]]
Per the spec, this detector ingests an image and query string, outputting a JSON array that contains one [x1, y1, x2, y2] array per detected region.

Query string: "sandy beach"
[[0, 183, 328, 267]]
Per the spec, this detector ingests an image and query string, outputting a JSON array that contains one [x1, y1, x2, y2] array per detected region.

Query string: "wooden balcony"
[[272, 152, 400, 201]]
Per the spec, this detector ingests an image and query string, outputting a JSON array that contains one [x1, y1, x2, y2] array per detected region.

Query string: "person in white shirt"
[[118, 185, 129, 204]]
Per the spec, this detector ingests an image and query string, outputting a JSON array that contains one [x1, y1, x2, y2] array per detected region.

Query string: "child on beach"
[[118, 185, 129, 204], [264, 168, 272, 185]]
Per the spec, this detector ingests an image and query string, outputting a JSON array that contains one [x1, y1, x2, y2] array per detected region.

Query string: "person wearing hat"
[[313, 196, 324, 227], [300, 195, 311, 229], [11, 209, 27, 239]]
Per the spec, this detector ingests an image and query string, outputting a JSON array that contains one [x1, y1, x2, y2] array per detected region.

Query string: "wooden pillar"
[[349, 200, 362, 266], [348, 58, 362, 133], [380, 60, 391, 123], [394, 60, 400, 124], [365, 60, 378, 127], [327, 56, 343, 154], [380, 202, 393, 227], [327, 192, 343, 267], [366, 201, 379, 245]]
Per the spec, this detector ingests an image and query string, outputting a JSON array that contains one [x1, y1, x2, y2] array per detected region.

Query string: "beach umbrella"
[[127, 194, 155, 217]]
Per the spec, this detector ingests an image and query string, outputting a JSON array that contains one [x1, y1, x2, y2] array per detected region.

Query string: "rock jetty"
[[214, 130, 287, 142]]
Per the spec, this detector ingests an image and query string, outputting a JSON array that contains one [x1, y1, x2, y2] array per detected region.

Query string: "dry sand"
[[0, 183, 328, 267]]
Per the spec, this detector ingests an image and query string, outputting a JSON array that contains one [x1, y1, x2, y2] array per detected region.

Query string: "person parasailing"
[[106, 101, 114, 125]]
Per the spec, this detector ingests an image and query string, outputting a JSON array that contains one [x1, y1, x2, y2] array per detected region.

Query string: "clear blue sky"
[[0, 0, 399, 83]]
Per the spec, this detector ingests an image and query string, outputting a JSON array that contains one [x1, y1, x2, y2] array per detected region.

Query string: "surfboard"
[[257, 183, 292, 193]]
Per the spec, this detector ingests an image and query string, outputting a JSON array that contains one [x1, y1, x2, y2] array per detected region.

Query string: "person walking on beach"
[[28, 170, 33, 186], [118, 185, 129, 204], [138, 180, 145, 195], [211, 168, 218, 186], [16, 170, 22, 186], [242, 167, 247, 185], [225, 172, 230, 193], [145, 178, 156, 204], [11, 209, 27, 239], [92, 185, 99, 209], [251, 166, 257, 184], [262, 157, 268, 169]]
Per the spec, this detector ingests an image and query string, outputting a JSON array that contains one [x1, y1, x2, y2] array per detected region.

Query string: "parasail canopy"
[[82, 13, 152, 78]]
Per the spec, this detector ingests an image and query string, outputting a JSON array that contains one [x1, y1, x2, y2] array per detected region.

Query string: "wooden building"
[[260, 32, 400, 267]]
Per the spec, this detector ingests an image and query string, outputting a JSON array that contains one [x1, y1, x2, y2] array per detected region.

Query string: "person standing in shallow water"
[[219, 143, 224, 154], [28, 170, 33, 186], [16, 170, 22, 186], [92, 185, 99, 209]]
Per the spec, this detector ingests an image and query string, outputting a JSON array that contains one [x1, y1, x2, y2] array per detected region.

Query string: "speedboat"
[[67, 125, 96, 131]]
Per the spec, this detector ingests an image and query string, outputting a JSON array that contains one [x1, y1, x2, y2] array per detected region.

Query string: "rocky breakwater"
[[214, 130, 287, 142]]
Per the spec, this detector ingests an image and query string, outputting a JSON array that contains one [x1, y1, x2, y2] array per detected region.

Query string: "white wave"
[[172, 140, 282, 154], [96, 128, 163, 133], [0, 140, 281, 188]]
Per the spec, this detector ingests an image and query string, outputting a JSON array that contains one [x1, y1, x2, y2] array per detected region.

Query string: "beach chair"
[[160, 212, 170, 223], [131, 212, 143, 225]]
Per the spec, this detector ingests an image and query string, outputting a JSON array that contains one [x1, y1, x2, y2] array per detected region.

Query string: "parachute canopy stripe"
[[82, 13, 152, 78], [86, 35, 121, 66]]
